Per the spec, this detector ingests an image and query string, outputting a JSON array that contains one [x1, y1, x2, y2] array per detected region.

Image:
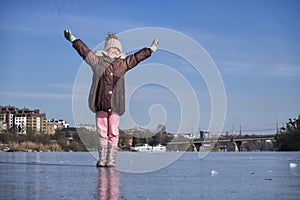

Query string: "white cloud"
[[0, 91, 71, 100], [0, 9, 143, 39], [219, 61, 300, 77]]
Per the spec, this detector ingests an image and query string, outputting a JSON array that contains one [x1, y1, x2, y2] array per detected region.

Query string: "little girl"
[[64, 29, 158, 167]]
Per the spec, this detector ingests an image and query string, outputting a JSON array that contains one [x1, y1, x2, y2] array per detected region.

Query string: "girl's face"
[[107, 47, 120, 59]]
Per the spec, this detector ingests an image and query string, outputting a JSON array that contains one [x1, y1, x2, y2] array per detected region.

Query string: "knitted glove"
[[64, 29, 77, 42], [150, 38, 158, 52]]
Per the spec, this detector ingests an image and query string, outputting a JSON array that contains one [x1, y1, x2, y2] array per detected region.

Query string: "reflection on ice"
[[98, 168, 119, 200]]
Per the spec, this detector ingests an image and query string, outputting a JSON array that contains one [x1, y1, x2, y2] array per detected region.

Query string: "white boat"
[[152, 144, 167, 152], [131, 144, 166, 152]]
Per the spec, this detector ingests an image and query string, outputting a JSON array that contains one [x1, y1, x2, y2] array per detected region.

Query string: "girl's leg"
[[96, 111, 109, 167], [108, 112, 120, 146], [107, 112, 120, 167], [96, 111, 110, 146]]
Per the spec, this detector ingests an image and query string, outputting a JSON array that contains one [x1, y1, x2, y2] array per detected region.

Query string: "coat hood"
[[95, 50, 127, 59]]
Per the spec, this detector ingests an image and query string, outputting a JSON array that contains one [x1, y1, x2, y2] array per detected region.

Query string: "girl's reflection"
[[98, 168, 120, 200]]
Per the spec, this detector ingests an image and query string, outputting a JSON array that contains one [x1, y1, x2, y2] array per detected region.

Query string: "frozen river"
[[0, 152, 299, 200]]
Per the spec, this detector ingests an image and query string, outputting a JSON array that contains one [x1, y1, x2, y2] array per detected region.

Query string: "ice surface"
[[0, 152, 300, 200]]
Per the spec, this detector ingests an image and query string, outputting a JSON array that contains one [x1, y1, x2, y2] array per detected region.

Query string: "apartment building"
[[0, 105, 47, 134], [14, 116, 27, 134], [46, 119, 69, 135]]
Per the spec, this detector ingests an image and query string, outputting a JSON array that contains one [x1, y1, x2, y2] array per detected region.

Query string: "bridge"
[[167, 135, 276, 152]]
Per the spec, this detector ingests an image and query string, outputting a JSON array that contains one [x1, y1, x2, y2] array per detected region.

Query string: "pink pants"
[[96, 111, 120, 146]]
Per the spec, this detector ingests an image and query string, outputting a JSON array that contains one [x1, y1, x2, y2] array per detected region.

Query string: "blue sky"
[[0, 0, 299, 134]]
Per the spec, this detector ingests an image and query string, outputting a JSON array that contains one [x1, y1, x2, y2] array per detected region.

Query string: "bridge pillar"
[[194, 143, 202, 152], [191, 144, 197, 152], [233, 141, 242, 152]]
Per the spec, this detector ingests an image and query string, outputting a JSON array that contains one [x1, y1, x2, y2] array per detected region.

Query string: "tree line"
[[275, 115, 300, 151], [0, 128, 87, 152], [1, 115, 299, 152]]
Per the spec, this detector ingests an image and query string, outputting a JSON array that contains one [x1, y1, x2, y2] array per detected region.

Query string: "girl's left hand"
[[150, 38, 159, 52]]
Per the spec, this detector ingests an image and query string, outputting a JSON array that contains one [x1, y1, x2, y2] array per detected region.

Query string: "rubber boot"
[[106, 144, 118, 167], [96, 145, 108, 167]]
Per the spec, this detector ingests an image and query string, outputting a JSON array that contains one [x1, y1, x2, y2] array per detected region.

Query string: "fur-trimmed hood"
[[94, 50, 127, 59]]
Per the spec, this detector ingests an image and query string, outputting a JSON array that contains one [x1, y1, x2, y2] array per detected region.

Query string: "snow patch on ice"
[[211, 170, 218, 176], [289, 163, 297, 168]]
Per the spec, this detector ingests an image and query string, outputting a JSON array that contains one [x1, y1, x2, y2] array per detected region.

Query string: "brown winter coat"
[[72, 39, 152, 115]]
